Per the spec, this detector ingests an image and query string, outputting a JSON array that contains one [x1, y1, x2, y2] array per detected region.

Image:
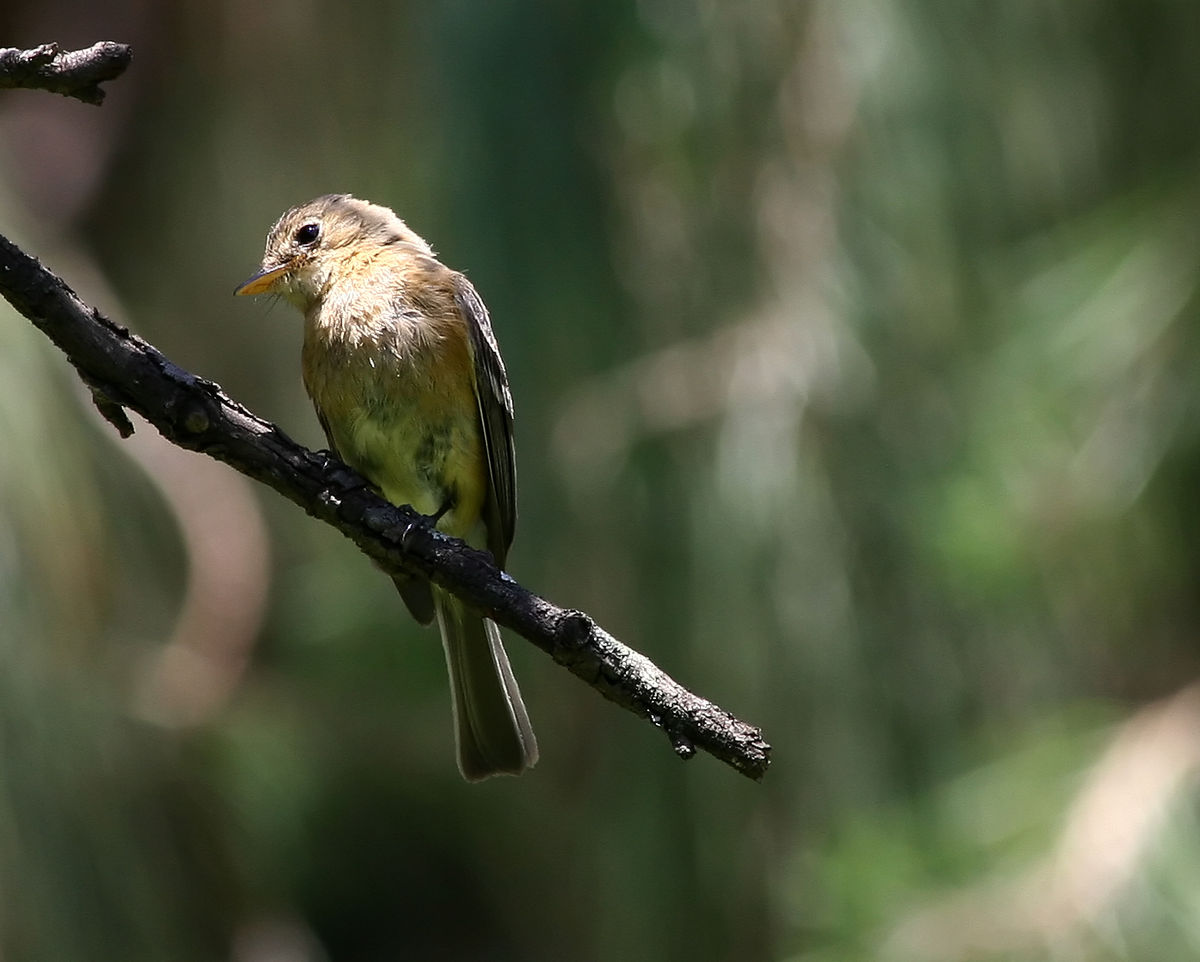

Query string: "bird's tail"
[[434, 588, 538, 780]]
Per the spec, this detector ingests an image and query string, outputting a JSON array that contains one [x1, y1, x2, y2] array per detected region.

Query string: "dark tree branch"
[[0, 234, 772, 780], [0, 42, 131, 104]]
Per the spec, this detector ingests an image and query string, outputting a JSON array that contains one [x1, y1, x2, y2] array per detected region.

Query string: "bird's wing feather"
[[453, 273, 516, 565]]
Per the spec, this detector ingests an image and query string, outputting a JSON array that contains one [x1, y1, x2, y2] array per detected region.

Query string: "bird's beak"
[[234, 262, 290, 296]]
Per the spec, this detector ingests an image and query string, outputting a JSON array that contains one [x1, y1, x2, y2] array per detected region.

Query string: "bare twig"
[[0, 42, 131, 105], [0, 234, 772, 780]]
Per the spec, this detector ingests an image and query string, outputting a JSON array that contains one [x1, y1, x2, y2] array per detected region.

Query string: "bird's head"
[[234, 193, 432, 309]]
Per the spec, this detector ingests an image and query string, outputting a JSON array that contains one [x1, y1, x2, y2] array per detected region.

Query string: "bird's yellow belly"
[[342, 407, 486, 543], [309, 361, 487, 545]]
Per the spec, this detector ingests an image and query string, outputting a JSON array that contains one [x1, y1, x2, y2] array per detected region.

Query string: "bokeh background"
[[3, 2, 1200, 960]]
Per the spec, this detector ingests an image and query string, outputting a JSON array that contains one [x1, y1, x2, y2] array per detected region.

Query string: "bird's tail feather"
[[434, 588, 538, 780]]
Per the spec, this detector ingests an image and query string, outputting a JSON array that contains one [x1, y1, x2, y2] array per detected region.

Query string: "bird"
[[235, 194, 537, 780]]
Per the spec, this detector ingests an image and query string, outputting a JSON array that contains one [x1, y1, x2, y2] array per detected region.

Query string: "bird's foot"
[[400, 500, 453, 548]]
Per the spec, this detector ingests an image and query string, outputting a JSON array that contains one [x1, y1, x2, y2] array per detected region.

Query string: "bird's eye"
[[294, 223, 320, 246]]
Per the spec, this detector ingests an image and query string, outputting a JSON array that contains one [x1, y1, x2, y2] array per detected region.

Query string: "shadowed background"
[[3, 2, 1200, 960]]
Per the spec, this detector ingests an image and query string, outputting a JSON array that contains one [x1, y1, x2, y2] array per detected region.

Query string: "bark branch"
[[0, 235, 772, 780], [0, 42, 132, 105]]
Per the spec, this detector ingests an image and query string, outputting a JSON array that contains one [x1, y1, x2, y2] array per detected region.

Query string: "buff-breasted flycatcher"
[[235, 194, 537, 780]]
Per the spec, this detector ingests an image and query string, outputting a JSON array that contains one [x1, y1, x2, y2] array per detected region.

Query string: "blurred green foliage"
[[2, 1, 1200, 960]]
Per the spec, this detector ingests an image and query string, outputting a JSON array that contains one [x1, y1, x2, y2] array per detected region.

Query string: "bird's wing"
[[453, 273, 516, 566]]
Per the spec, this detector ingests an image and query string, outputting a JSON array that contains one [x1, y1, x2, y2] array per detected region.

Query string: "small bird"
[[235, 194, 537, 780]]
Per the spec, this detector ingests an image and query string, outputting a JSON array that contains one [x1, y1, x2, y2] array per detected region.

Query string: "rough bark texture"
[[0, 42, 132, 105]]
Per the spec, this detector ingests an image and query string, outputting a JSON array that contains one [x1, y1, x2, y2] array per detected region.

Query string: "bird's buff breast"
[[301, 312, 487, 543]]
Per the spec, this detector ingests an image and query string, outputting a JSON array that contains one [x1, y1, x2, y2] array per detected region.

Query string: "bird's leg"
[[427, 498, 453, 526], [401, 496, 454, 548]]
